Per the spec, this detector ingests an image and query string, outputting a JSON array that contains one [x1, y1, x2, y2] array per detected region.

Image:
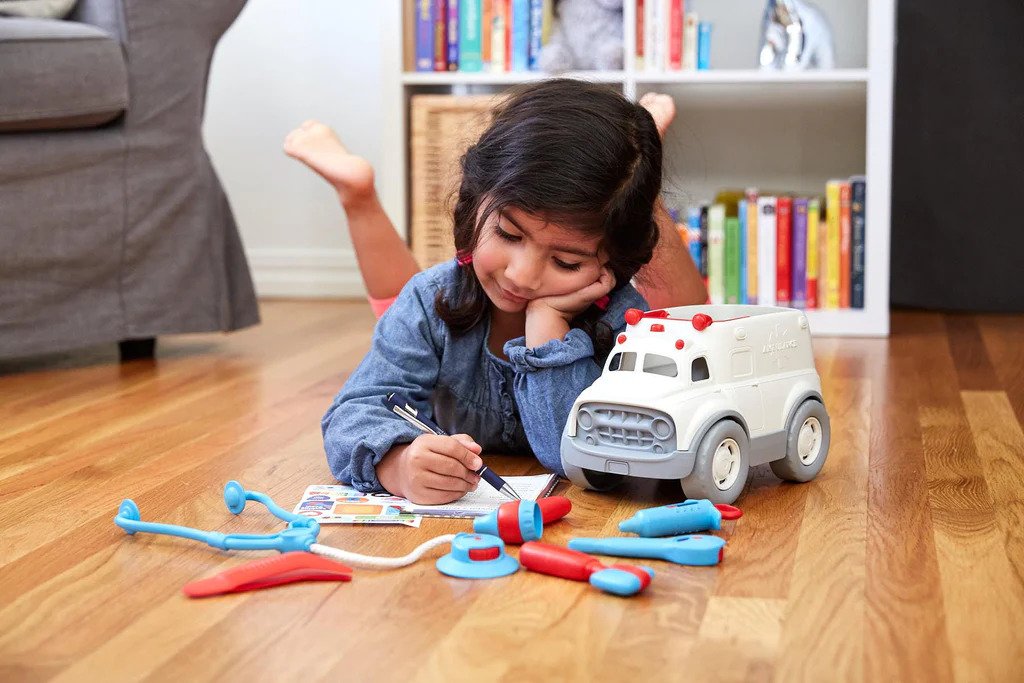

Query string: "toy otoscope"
[[519, 541, 654, 597], [618, 499, 742, 537]]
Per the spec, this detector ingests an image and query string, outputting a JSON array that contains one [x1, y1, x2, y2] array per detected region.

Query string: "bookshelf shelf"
[[401, 70, 627, 85], [382, 1, 893, 337]]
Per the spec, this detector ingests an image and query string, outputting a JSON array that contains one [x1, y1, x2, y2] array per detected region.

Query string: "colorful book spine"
[[725, 216, 741, 305], [459, 0, 483, 71], [708, 204, 726, 304], [850, 176, 866, 309], [682, 13, 698, 70], [699, 203, 709, 281], [447, 0, 460, 71], [696, 21, 711, 70], [839, 180, 852, 308], [528, 0, 543, 70], [669, 0, 683, 70], [806, 197, 820, 309], [825, 180, 842, 309], [434, 0, 448, 71], [510, 0, 530, 71], [491, 0, 507, 73], [745, 188, 759, 305], [481, 0, 492, 67], [756, 196, 777, 307], [645, 0, 659, 71], [775, 196, 792, 307], [687, 207, 702, 270], [635, 0, 645, 69], [415, 1, 435, 71], [791, 198, 808, 309], [737, 200, 748, 304]]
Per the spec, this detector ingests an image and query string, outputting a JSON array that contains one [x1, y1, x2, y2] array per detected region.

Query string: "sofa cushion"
[[0, 17, 127, 131]]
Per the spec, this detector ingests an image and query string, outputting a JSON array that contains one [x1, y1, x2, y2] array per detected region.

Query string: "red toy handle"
[[520, 541, 603, 581], [714, 503, 743, 520], [537, 496, 572, 524]]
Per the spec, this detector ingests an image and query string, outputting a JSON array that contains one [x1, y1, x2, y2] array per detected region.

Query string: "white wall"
[[203, 0, 395, 298]]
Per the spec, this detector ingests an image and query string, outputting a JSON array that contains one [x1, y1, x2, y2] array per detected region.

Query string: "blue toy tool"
[[115, 481, 459, 571], [115, 480, 321, 552], [568, 534, 726, 567], [618, 499, 742, 537], [436, 533, 519, 579]]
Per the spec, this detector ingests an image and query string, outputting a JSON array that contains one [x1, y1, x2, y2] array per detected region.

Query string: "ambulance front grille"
[[574, 403, 676, 453]]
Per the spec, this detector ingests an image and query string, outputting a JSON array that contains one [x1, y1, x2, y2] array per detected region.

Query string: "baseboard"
[[246, 248, 366, 298]]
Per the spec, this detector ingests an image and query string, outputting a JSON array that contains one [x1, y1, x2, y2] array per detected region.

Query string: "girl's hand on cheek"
[[527, 267, 616, 324]]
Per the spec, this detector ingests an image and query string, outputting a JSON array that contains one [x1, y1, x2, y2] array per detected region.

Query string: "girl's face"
[[471, 204, 605, 314]]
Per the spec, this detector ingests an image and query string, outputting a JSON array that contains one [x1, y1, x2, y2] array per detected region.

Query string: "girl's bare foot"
[[638, 92, 676, 139], [284, 120, 376, 207]]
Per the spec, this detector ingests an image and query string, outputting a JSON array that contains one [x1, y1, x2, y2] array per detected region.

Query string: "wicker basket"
[[409, 94, 497, 269]]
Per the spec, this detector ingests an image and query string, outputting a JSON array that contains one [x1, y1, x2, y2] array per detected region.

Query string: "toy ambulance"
[[561, 305, 830, 504]]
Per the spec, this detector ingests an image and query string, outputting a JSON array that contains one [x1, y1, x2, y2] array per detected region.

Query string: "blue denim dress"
[[321, 259, 648, 492]]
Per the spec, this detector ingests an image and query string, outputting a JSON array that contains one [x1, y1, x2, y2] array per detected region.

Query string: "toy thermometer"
[[618, 499, 742, 537], [568, 534, 726, 566]]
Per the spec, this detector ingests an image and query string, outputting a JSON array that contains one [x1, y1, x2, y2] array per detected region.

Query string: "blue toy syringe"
[[617, 499, 742, 537], [568, 535, 726, 566]]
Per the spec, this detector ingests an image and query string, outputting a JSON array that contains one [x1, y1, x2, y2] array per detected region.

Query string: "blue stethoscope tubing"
[[114, 481, 455, 568], [114, 481, 321, 553]]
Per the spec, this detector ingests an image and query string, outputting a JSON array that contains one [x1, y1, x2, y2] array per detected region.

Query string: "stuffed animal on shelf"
[[539, 0, 624, 72], [759, 0, 836, 70]]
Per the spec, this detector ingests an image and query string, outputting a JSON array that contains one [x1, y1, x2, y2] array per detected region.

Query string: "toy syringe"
[[618, 499, 742, 537], [568, 535, 726, 566]]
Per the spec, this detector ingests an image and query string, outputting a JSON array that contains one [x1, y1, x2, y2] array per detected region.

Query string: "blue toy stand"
[[436, 533, 519, 579]]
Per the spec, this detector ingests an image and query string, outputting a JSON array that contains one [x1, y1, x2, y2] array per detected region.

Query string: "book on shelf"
[[677, 177, 866, 313], [459, 0, 483, 72], [839, 180, 852, 308], [806, 196, 821, 309], [696, 21, 711, 70], [775, 196, 792, 307], [639, 1, 705, 73], [411, 0, 551, 74], [850, 176, 866, 309], [756, 195, 777, 307], [707, 204, 726, 304], [791, 198, 808, 309], [744, 187, 759, 305], [825, 180, 842, 309], [682, 12, 697, 71]]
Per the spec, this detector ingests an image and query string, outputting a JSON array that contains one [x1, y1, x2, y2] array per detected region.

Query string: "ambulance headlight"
[[577, 408, 594, 431], [652, 417, 673, 439]]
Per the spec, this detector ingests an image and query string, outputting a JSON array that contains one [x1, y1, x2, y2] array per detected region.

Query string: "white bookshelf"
[[380, 0, 894, 337]]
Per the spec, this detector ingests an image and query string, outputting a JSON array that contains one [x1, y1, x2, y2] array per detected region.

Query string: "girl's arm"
[[321, 273, 446, 491], [504, 288, 647, 475]]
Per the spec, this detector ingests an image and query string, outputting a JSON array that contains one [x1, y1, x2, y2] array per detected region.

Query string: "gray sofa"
[[0, 0, 259, 360]]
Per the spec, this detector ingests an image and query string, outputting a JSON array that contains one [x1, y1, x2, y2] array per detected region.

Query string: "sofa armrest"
[[68, 0, 126, 43]]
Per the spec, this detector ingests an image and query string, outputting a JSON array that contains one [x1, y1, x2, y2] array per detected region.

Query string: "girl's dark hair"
[[435, 78, 662, 363]]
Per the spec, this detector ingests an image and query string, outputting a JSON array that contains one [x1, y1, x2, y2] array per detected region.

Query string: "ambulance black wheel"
[[681, 419, 750, 505], [771, 400, 830, 482], [563, 461, 623, 492]]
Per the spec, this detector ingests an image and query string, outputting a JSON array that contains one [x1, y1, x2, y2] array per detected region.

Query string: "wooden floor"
[[2, 302, 1023, 682]]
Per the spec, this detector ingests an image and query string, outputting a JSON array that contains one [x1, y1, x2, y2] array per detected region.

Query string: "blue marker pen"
[[383, 392, 521, 500], [618, 499, 742, 537]]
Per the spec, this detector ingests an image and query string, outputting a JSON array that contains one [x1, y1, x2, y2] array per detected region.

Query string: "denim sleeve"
[[502, 286, 648, 476], [503, 329, 603, 476], [321, 273, 445, 492]]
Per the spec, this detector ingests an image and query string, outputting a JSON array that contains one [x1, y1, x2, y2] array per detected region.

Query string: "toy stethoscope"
[[114, 481, 456, 569]]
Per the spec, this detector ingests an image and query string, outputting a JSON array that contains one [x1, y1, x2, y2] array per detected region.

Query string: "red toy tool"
[[183, 552, 353, 598], [519, 541, 654, 597]]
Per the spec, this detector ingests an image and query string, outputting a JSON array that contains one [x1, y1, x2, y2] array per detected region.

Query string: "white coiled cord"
[[309, 534, 457, 569]]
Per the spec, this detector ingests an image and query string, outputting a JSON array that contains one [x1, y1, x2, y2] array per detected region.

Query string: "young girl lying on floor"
[[285, 79, 705, 504]]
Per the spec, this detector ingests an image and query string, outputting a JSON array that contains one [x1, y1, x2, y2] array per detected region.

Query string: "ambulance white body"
[[560, 305, 831, 504]]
